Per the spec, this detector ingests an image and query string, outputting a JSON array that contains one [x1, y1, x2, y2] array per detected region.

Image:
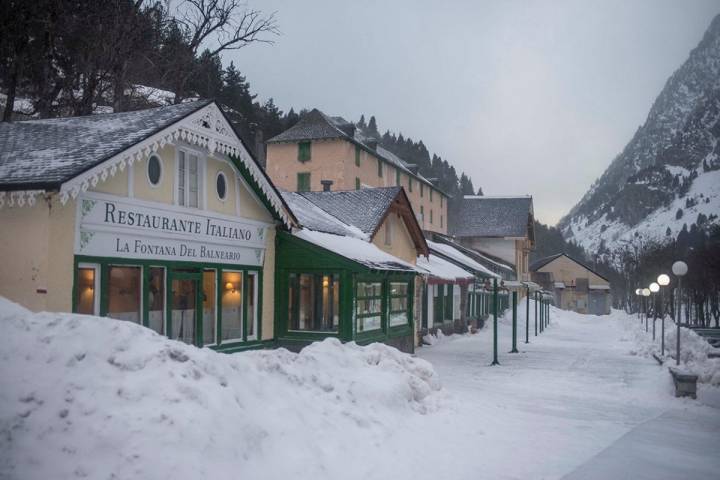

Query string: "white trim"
[[247, 270, 259, 341], [145, 153, 163, 189], [128, 161, 135, 198], [0, 190, 43, 209], [234, 174, 241, 217], [215, 171, 229, 202]]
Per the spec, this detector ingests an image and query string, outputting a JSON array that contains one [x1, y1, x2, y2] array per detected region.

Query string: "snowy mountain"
[[559, 14, 720, 255]]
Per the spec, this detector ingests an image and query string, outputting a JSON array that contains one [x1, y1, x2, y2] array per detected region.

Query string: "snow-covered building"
[[530, 253, 611, 315], [0, 100, 295, 352], [265, 109, 450, 233], [278, 186, 429, 352], [450, 195, 535, 282]]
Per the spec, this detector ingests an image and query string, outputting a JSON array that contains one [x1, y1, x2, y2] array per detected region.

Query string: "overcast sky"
[[226, 0, 720, 225]]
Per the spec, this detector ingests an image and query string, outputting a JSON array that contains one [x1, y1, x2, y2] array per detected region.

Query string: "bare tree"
[[168, 0, 278, 102]]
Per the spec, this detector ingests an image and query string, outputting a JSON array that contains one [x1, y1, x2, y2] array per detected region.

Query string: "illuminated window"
[[221, 271, 243, 341], [148, 267, 165, 334], [288, 273, 340, 331], [76, 264, 99, 315], [389, 282, 409, 326], [357, 282, 382, 332], [107, 266, 142, 324]]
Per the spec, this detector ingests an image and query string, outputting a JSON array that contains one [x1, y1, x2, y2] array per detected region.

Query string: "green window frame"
[[355, 145, 361, 167], [287, 272, 341, 333], [430, 209, 433, 224], [444, 284, 454, 321], [388, 281, 410, 327], [420, 205, 424, 223], [355, 177, 361, 190], [441, 215, 444, 229], [298, 141, 311, 162], [356, 281, 383, 333], [297, 172, 311, 192], [377, 158, 383, 177]]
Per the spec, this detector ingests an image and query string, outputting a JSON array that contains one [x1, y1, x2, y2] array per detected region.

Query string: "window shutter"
[[298, 142, 311, 162]]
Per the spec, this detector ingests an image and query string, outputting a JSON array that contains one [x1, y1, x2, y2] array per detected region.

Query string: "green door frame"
[[168, 269, 203, 347]]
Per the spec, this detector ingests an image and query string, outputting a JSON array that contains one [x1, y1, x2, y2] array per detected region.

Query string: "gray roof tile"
[[451, 196, 533, 238], [0, 100, 211, 189]]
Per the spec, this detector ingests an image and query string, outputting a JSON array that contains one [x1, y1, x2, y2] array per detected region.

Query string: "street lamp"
[[642, 288, 651, 332], [672, 261, 688, 366], [649, 282, 659, 341], [635, 288, 642, 323], [657, 274, 670, 356]]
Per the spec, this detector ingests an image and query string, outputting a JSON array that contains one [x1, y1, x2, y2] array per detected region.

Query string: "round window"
[[216, 171, 227, 200], [147, 155, 162, 186]]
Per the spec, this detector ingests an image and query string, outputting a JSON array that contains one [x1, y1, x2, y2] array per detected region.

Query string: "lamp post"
[[534, 291, 538, 336], [491, 277, 499, 366], [635, 288, 642, 323], [672, 261, 688, 366], [649, 282, 659, 340], [642, 288, 651, 332], [657, 274, 670, 356], [525, 285, 530, 344], [510, 290, 518, 353]]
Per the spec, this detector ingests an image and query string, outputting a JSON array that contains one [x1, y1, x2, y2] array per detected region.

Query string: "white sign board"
[[75, 192, 270, 266]]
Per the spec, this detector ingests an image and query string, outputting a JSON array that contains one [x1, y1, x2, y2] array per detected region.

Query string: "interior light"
[[225, 282, 234, 292]]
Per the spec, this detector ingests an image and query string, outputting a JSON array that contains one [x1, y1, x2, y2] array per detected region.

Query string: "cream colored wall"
[[0, 194, 76, 313], [131, 145, 175, 204], [266, 139, 448, 233], [261, 227, 276, 340], [537, 256, 609, 286], [372, 213, 418, 265]]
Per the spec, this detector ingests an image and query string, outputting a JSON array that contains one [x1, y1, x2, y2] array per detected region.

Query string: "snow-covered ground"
[[1, 297, 718, 479]]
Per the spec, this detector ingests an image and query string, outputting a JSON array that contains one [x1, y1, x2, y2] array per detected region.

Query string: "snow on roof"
[[589, 285, 611, 290], [293, 229, 418, 272], [281, 191, 363, 238], [451, 196, 533, 238], [416, 254, 474, 282], [0, 100, 210, 190], [427, 240, 500, 279], [554, 282, 566, 289]]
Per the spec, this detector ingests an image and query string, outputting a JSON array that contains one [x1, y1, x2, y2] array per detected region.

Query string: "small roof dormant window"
[[147, 154, 162, 187], [216, 171, 228, 201]]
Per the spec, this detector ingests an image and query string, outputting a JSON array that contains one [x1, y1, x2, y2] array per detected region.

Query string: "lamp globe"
[[672, 261, 688, 277], [649, 282, 660, 293], [657, 274, 670, 286], [642, 288, 651, 297]]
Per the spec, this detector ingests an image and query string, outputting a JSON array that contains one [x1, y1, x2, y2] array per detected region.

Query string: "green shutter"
[[421, 183, 424, 197], [297, 172, 311, 192], [430, 189, 433, 202], [377, 158, 383, 177], [395, 168, 400, 186], [355, 177, 361, 190], [409, 178, 413, 192], [355, 146, 361, 166], [298, 142, 311, 162]]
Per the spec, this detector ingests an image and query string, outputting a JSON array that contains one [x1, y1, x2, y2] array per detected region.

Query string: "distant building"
[[450, 196, 535, 281], [265, 109, 449, 233], [530, 253, 611, 315]]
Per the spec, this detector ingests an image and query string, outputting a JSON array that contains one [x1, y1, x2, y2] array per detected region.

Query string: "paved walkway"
[[414, 308, 720, 479]]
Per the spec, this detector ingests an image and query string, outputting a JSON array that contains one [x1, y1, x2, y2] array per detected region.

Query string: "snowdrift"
[[0, 298, 441, 480]]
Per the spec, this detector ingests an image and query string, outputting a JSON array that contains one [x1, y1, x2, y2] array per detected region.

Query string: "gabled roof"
[[0, 100, 211, 190], [427, 240, 500, 279], [429, 232, 515, 274], [530, 253, 610, 283], [0, 100, 297, 226], [416, 254, 474, 283], [267, 108, 446, 196], [282, 186, 428, 256], [451, 195, 534, 238]]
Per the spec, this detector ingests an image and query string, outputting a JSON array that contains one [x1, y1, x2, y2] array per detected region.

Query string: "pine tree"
[[368, 116, 379, 137]]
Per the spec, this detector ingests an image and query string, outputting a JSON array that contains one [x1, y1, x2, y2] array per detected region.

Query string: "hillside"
[[559, 14, 720, 255]]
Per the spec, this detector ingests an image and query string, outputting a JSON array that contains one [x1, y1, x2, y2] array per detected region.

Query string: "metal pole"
[[525, 286, 530, 344], [644, 296, 648, 333], [510, 291, 518, 353], [539, 296, 543, 333], [492, 278, 499, 365], [534, 292, 538, 336], [547, 299, 550, 325], [660, 288, 665, 356], [676, 277, 682, 366], [652, 294, 656, 341]]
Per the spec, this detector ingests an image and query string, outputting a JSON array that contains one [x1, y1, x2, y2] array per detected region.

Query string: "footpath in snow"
[[1, 297, 718, 480]]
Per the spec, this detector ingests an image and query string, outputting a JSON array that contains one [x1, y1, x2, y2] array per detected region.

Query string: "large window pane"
[[203, 270, 216, 345], [221, 271, 243, 341], [148, 267, 165, 334], [357, 281, 382, 332], [389, 281, 409, 327], [188, 154, 199, 208], [107, 266, 141, 324], [178, 151, 186, 206], [247, 272, 258, 339], [288, 273, 339, 332], [76, 266, 97, 315], [171, 278, 196, 344]]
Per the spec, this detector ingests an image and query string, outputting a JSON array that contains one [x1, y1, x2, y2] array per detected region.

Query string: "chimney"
[[321, 180, 334, 192]]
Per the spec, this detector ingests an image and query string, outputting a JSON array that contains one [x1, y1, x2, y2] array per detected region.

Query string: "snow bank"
[[621, 313, 720, 385], [0, 298, 441, 480]]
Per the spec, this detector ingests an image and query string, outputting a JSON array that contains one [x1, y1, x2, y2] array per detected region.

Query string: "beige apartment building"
[[265, 109, 449, 233]]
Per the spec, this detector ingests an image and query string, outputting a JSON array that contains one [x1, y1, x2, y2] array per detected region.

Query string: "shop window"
[[148, 267, 165, 334], [297, 172, 311, 192], [288, 273, 340, 332], [389, 282, 409, 327], [216, 171, 227, 201], [147, 154, 162, 186], [246, 271, 259, 340], [107, 266, 142, 324], [171, 276, 197, 344], [203, 269, 216, 345], [178, 150, 202, 208], [444, 284, 453, 321], [76, 264, 99, 315], [221, 271, 243, 341], [298, 141, 311, 162], [357, 281, 382, 332]]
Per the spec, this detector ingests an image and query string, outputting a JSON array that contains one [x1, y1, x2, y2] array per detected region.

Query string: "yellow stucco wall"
[[537, 255, 609, 287], [261, 227, 276, 341], [266, 139, 448, 233], [372, 213, 418, 265]]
